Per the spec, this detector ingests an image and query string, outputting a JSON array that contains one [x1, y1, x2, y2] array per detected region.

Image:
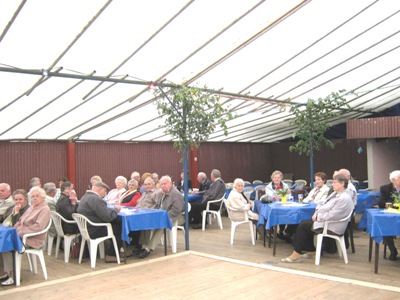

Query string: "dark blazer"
[[378, 183, 396, 208], [202, 178, 226, 203], [56, 194, 78, 234], [198, 178, 212, 194], [177, 179, 192, 192]]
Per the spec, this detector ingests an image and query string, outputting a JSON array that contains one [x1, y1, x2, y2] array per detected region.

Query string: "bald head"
[[0, 183, 11, 200], [337, 169, 351, 180]]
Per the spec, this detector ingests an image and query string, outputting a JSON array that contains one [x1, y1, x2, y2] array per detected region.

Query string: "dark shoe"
[[0, 273, 9, 281], [192, 223, 202, 230], [139, 248, 150, 259], [389, 249, 398, 261]]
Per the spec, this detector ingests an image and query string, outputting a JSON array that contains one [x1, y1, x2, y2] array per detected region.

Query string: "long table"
[[0, 225, 24, 286], [360, 208, 400, 273], [256, 202, 317, 255], [118, 207, 173, 260]]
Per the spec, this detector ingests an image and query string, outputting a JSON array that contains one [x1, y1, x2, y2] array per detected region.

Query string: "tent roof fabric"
[[0, 0, 399, 143]]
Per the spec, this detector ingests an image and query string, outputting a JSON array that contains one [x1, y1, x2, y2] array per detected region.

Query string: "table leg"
[[164, 229, 167, 256], [122, 241, 127, 264], [374, 242, 379, 274], [12, 250, 17, 286], [273, 225, 277, 256], [368, 236, 372, 262], [263, 226, 266, 247]]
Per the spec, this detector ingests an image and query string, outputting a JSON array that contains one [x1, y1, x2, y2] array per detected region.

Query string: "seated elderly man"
[[77, 181, 124, 262], [377, 170, 400, 260], [192, 172, 212, 195], [136, 177, 160, 209], [189, 169, 226, 229], [138, 176, 184, 259], [0, 183, 15, 223]]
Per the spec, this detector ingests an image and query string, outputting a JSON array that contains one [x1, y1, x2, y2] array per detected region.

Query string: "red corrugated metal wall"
[[0, 141, 66, 191], [1, 139, 367, 197], [347, 116, 400, 138], [197, 142, 271, 183], [74, 142, 182, 197]]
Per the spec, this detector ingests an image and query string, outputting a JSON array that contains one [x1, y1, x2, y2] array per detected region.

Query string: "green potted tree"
[[155, 83, 234, 249], [289, 90, 351, 187]]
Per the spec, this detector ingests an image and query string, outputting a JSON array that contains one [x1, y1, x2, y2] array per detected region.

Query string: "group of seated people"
[[1, 167, 399, 285]]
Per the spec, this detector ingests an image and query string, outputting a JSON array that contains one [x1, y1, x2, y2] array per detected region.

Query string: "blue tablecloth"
[[257, 202, 317, 229], [359, 208, 400, 244], [118, 208, 173, 244], [188, 194, 202, 203], [0, 225, 23, 253], [355, 191, 380, 214]]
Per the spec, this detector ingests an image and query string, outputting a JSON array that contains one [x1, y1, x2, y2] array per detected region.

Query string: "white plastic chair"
[[72, 213, 120, 268], [293, 179, 307, 189], [282, 179, 293, 188], [252, 180, 263, 184], [202, 196, 225, 231], [254, 185, 265, 201], [223, 199, 255, 245], [243, 186, 255, 203], [163, 203, 191, 253], [15, 219, 52, 286], [50, 211, 80, 263], [243, 181, 251, 185], [315, 211, 353, 265], [326, 179, 334, 188]]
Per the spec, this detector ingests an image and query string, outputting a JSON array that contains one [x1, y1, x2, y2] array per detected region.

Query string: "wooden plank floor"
[[1, 214, 400, 298]]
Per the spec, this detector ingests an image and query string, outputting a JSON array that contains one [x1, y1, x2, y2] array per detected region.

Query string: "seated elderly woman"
[[1, 186, 51, 286], [56, 181, 79, 234], [106, 176, 127, 205], [119, 179, 142, 207], [303, 172, 330, 204], [281, 174, 354, 263], [3, 189, 31, 227], [227, 178, 259, 221]]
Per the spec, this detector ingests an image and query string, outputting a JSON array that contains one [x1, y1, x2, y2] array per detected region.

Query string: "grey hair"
[[128, 179, 139, 187], [270, 170, 283, 180], [29, 186, 46, 199], [30, 177, 41, 187], [43, 182, 57, 193], [211, 169, 221, 179]]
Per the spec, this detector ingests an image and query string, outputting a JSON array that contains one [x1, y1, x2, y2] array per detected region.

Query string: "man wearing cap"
[[77, 181, 123, 262]]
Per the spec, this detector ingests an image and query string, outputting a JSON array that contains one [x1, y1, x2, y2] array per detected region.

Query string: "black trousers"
[[189, 202, 220, 224], [384, 236, 397, 254], [292, 220, 316, 254]]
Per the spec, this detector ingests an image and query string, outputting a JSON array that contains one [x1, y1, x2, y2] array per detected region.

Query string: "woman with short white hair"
[[227, 178, 259, 221], [106, 176, 127, 205]]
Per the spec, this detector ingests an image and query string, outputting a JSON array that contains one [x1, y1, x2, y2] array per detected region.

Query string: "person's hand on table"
[[312, 211, 318, 222]]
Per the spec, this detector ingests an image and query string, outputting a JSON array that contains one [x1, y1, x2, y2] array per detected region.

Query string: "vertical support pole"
[[309, 130, 314, 189]]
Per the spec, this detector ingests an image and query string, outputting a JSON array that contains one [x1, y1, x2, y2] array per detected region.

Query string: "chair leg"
[[202, 211, 207, 231], [336, 239, 343, 258], [99, 241, 105, 259], [47, 235, 54, 256], [249, 222, 255, 245], [315, 234, 324, 265], [15, 253, 22, 286], [171, 226, 178, 253], [64, 237, 73, 263], [89, 242, 99, 268], [217, 213, 223, 230], [78, 240, 86, 264], [230, 222, 236, 245], [55, 236, 61, 259], [37, 251, 48, 279]]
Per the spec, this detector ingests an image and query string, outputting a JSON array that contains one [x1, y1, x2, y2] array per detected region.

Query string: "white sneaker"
[[1, 277, 14, 286]]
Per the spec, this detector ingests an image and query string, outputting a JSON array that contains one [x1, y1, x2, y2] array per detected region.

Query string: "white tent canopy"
[[1, 0, 399, 142]]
